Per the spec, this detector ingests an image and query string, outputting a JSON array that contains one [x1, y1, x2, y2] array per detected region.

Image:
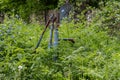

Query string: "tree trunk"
[[0, 12, 4, 23]]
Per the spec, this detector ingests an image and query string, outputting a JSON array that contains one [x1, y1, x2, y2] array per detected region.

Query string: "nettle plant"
[[0, 1, 120, 80], [0, 17, 44, 79], [58, 20, 120, 80]]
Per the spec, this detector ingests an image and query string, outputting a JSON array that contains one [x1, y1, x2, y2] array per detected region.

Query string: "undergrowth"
[[0, 1, 120, 80]]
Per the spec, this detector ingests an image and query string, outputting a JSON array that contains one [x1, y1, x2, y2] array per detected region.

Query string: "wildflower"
[[97, 51, 102, 55], [18, 65, 23, 71]]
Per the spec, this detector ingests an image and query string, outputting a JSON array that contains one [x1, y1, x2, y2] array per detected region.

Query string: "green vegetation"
[[1, 0, 59, 22], [0, 0, 120, 80]]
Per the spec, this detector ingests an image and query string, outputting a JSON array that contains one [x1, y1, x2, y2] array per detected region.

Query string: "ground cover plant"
[[0, 1, 120, 80]]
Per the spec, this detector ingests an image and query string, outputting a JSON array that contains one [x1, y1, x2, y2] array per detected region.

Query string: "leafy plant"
[[0, 1, 120, 80]]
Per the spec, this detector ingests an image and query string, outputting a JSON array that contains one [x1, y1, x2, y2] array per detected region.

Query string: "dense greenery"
[[0, 0, 120, 80], [0, 0, 108, 22], [1, 0, 59, 21]]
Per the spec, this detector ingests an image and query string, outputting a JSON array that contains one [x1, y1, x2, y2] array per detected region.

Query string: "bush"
[[0, 1, 120, 79]]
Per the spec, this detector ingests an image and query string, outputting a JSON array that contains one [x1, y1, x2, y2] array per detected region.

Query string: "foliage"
[[0, 0, 58, 21], [0, 1, 120, 80], [97, 1, 120, 37]]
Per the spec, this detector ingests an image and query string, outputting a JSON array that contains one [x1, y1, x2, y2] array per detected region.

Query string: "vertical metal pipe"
[[54, 28, 59, 47], [48, 21, 54, 48], [53, 12, 59, 47]]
